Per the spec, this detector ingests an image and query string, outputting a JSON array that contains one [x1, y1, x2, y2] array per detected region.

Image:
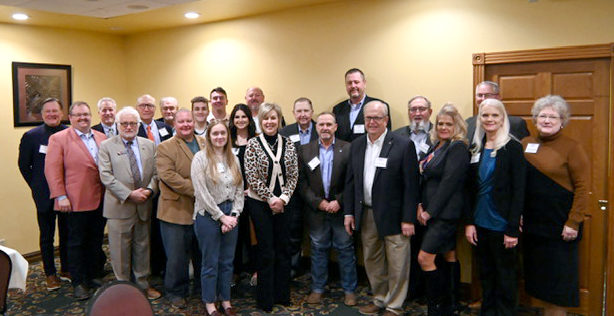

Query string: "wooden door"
[[473, 45, 612, 316]]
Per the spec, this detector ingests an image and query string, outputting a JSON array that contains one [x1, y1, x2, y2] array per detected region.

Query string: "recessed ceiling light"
[[12, 13, 29, 20], [184, 12, 200, 19]]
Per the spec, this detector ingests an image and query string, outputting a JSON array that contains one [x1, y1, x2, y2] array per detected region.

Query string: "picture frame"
[[12, 62, 72, 127]]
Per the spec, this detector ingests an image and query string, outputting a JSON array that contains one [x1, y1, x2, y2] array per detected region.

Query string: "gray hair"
[[160, 96, 178, 107], [364, 100, 388, 117], [476, 81, 500, 95], [531, 95, 570, 127], [407, 95, 431, 110], [96, 97, 116, 111], [115, 106, 141, 123], [258, 102, 283, 128], [316, 111, 337, 124]]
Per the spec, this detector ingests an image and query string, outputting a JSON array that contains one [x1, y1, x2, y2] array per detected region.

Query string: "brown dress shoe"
[[344, 292, 357, 306], [170, 297, 187, 309], [59, 272, 72, 282], [358, 303, 382, 315], [306, 292, 323, 304], [221, 306, 237, 316], [145, 287, 162, 300], [382, 311, 400, 316], [46, 275, 61, 291]]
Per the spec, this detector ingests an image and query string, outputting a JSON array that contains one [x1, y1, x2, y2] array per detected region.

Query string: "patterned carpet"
[[4, 247, 546, 315]]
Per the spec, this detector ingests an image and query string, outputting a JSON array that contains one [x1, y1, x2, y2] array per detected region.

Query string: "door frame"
[[472, 43, 614, 316]]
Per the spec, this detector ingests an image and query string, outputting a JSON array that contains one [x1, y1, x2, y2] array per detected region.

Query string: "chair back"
[[85, 280, 154, 316], [0, 249, 12, 315]]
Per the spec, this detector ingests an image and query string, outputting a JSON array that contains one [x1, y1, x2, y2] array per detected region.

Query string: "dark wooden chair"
[[85, 280, 154, 316], [0, 249, 12, 315]]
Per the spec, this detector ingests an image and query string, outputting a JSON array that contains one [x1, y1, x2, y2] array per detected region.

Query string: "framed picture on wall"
[[12, 62, 72, 127]]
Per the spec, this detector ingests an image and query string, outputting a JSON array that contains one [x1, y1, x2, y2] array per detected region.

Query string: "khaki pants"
[[360, 207, 410, 315], [107, 214, 151, 289]]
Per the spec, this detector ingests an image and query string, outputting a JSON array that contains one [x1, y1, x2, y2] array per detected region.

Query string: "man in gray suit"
[[98, 106, 161, 300]]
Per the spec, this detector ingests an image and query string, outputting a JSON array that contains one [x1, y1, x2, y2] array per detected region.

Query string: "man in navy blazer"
[[466, 81, 530, 143], [332, 68, 391, 142], [344, 101, 420, 316], [18, 98, 69, 291], [135, 94, 173, 145], [279, 97, 318, 278]]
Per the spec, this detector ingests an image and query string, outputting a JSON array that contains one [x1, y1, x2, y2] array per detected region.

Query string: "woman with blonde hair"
[[465, 99, 525, 316], [417, 103, 470, 315], [192, 120, 244, 316]]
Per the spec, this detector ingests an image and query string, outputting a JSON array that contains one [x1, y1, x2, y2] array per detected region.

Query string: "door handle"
[[598, 200, 608, 211]]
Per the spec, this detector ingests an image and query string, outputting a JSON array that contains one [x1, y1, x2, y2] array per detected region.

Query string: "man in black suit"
[[466, 81, 530, 143], [135, 94, 172, 276], [394, 95, 434, 161], [245, 86, 286, 132], [332, 68, 391, 142], [91, 97, 117, 138], [156, 96, 178, 127], [279, 97, 318, 278], [136, 94, 173, 145], [300, 112, 357, 306], [344, 101, 420, 316], [18, 98, 69, 291]]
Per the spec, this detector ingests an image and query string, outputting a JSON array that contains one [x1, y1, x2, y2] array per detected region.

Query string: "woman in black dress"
[[417, 103, 469, 316]]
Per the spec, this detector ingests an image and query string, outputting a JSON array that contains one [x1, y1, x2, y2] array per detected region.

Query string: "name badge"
[[39, 145, 48, 154], [470, 153, 480, 164], [308, 157, 320, 171], [353, 124, 365, 134], [419, 143, 430, 153], [289, 134, 300, 143], [525, 143, 539, 154], [232, 147, 240, 155], [159, 128, 169, 137], [217, 162, 226, 173], [375, 157, 387, 168]]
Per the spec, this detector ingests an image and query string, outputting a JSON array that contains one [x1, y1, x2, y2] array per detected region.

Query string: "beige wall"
[[2, 0, 613, 281]]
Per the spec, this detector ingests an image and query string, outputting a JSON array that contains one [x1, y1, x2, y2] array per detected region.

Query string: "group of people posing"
[[18, 68, 588, 316]]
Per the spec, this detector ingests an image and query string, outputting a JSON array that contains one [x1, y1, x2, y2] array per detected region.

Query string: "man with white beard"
[[394, 96, 433, 161]]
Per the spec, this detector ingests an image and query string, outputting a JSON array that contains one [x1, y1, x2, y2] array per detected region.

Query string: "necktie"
[[146, 125, 155, 142], [125, 141, 142, 188], [107, 128, 115, 138]]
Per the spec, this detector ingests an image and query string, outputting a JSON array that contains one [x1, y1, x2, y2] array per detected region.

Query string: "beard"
[[410, 120, 429, 133]]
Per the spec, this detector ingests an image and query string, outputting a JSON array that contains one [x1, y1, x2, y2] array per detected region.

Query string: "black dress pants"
[[36, 207, 69, 276], [476, 227, 518, 316], [247, 197, 292, 311], [66, 208, 105, 286]]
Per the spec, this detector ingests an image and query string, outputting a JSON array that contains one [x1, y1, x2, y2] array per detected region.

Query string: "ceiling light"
[[12, 13, 29, 20], [184, 12, 200, 19]]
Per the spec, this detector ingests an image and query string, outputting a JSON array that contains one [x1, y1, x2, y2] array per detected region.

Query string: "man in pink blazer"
[[45, 101, 107, 301]]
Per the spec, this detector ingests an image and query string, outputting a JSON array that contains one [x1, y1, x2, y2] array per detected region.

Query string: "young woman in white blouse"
[[191, 120, 244, 316]]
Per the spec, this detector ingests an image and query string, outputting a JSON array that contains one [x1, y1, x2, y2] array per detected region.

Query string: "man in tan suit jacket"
[[98, 107, 161, 300], [155, 109, 206, 308], [45, 101, 107, 300]]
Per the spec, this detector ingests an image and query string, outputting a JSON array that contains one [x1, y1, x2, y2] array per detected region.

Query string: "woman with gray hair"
[[521, 95, 590, 316], [244, 102, 298, 312]]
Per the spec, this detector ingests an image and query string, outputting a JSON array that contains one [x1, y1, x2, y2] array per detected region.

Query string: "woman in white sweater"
[[191, 120, 244, 316]]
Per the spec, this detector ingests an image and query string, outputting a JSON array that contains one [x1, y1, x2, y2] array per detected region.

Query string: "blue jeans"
[[307, 209, 357, 294], [194, 201, 238, 303], [160, 220, 201, 299]]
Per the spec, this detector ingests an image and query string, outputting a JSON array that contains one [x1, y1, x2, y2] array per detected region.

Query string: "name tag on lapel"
[[308, 157, 320, 171], [353, 124, 365, 134], [419, 143, 430, 153], [470, 153, 480, 164], [525, 143, 539, 154], [232, 148, 240, 155], [375, 157, 387, 168], [39, 145, 48, 154], [289, 134, 300, 143], [159, 128, 169, 137]]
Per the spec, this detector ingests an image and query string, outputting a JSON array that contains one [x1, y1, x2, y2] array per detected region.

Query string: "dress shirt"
[[299, 122, 314, 145], [349, 95, 366, 128], [207, 111, 230, 125], [363, 129, 387, 206], [101, 123, 117, 138], [142, 121, 161, 145], [75, 129, 99, 163], [319, 139, 335, 199], [410, 123, 430, 157], [122, 138, 143, 178], [253, 116, 261, 133]]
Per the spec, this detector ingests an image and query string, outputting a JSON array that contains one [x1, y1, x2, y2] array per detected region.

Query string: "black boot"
[[443, 261, 463, 315], [425, 269, 444, 316]]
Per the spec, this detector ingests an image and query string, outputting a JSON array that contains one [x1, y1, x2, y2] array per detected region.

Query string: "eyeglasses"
[[138, 103, 155, 109], [476, 93, 499, 98], [119, 122, 139, 127], [409, 107, 428, 113], [537, 114, 560, 121], [70, 113, 91, 118], [365, 116, 385, 122]]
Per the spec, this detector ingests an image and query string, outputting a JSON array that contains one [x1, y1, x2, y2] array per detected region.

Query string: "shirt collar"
[[74, 128, 92, 138], [318, 137, 335, 149], [349, 95, 366, 108], [367, 129, 387, 146], [299, 122, 312, 134]]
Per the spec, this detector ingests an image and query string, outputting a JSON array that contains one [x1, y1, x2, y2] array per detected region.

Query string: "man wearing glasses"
[[466, 81, 529, 143], [98, 107, 161, 300], [394, 96, 434, 161], [136, 94, 173, 145]]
